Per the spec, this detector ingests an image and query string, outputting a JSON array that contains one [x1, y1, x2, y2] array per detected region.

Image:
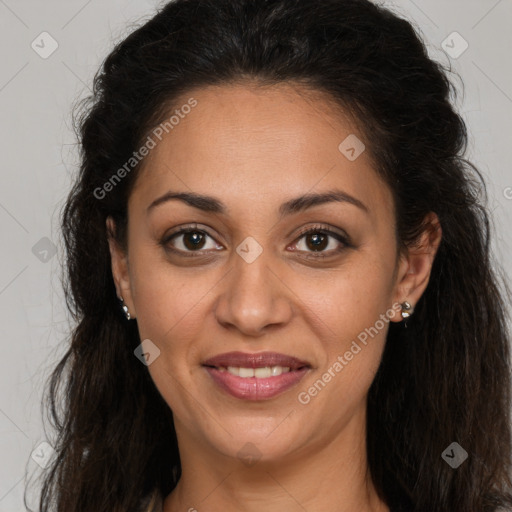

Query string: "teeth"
[[223, 366, 291, 378], [254, 367, 271, 378], [272, 366, 289, 376], [238, 367, 254, 378], [227, 366, 240, 376]]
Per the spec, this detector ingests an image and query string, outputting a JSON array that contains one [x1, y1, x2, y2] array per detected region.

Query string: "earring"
[[119, 297, 131, 320], [400, 301, 414, 320]]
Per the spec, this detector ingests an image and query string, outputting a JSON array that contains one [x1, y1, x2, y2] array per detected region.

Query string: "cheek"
[[301, 255, 395, 393], [304, 254, 395, 338], [300, 298, 391, 419], [130, 258, 212, 413], [129, 247, 216, 343]]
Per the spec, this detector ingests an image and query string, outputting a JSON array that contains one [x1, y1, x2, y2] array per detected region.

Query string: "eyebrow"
[[146, 189, 369, 216]]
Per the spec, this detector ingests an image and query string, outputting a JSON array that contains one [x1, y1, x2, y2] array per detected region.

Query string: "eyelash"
[[160, 223, 352, 259]]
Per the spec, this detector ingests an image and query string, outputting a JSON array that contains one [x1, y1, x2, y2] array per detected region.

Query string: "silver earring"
[[119, 297, 131, 320], [401, 301, 413, 320]]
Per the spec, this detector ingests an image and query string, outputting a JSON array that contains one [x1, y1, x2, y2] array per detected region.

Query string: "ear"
[[389, 212, 442, 323], [106, 217, 136, 319]]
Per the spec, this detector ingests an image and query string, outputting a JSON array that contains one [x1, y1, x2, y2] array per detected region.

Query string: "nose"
[[214, 249, 294, 337]]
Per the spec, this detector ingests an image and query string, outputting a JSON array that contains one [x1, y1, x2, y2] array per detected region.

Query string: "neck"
[[163, 405, 389, 512]]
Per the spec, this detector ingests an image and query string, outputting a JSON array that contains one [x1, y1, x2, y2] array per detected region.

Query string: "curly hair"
[[31, 0, 512, 511]]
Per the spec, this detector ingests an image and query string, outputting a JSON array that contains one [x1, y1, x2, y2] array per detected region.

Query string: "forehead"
[[131, 82, 393, 221]]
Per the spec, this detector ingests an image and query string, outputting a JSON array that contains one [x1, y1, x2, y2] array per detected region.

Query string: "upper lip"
[[202, 351, 311, 370]]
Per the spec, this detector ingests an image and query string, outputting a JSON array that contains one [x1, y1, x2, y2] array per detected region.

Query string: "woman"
[[36, 0, 512, 511]]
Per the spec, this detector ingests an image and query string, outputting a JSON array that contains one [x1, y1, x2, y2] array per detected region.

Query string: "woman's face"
[[110, 82, 435, 465]]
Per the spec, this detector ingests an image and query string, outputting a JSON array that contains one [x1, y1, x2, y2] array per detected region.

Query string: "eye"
[[161, 225, 223, 256], [160, 223, 352, 259], [290, 224, 351, 257]]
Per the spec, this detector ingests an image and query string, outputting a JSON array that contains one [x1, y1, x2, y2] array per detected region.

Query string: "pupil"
[[181, 231, 329, 252], [184, 231, 205, 250], [307, 233, 327, 251]]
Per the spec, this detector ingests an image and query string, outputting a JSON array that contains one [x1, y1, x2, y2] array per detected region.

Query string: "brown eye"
[[291, 226, 351, 257], [162, 226, 224, 255], [304, 232, 329, 251], [182, 231, 206, 250]]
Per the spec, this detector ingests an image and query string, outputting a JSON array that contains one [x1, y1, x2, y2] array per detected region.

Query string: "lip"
[[202, 351, 311, 370], [202, 351, 311, 400], [204, 366, 309, 400]]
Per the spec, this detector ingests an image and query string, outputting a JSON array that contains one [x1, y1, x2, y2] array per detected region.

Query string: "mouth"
[[203, 350, 311, 368], [202, 351, 311, 400]]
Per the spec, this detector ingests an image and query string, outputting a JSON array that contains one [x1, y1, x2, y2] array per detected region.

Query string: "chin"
[[205, 419, 307, 462]]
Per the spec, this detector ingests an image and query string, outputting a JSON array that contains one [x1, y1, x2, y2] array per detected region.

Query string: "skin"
[[108, 82, 442, 512]]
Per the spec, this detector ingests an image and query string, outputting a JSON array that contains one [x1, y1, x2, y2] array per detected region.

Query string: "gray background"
[[0, 0, 511, 510]]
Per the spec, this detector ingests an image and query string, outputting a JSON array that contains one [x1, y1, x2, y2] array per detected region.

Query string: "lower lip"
[[204, 366, 309, 400]]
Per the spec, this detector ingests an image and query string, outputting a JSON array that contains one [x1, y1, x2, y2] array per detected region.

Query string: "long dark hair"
[[31, 0, 512, 510]]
